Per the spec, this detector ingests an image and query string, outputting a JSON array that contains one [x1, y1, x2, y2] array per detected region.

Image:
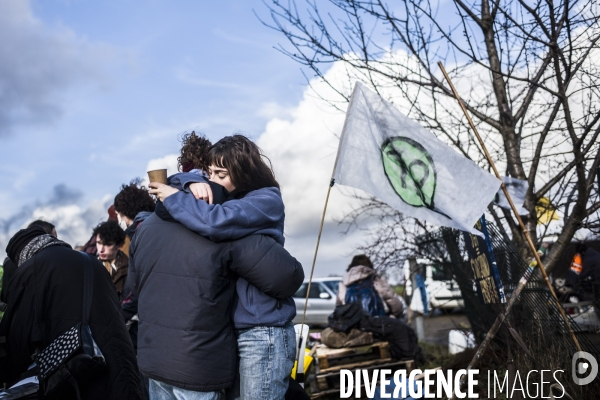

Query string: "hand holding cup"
[[147, 169, 179, 202]]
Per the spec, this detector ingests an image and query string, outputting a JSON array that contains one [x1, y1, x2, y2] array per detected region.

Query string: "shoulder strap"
[[81, 253, 94, 326]]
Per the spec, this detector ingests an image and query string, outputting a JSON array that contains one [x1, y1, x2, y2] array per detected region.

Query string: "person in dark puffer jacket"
[[128, 208, 304, 398], [149, 135, 299, 400]]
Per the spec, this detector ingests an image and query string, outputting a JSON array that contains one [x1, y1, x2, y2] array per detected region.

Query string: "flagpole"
[[439, 62, 583, 396], [296, 84, 361, 367], [437, 62, 582, 396], [438, 62, 580, 350]]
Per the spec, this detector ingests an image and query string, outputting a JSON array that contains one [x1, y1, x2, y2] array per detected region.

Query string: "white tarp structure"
[[333, 82, 501, 235], [448, 330, 476, 354]]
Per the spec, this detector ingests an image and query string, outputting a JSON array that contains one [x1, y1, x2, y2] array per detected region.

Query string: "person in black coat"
[[0, 226, 143, 400], [0, 257, 16, 304], [128, 207, 304, 396]]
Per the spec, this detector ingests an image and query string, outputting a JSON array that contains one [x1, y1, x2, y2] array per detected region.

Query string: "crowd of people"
[[0, 131, 409, 400], [0, 132, 305, 400]]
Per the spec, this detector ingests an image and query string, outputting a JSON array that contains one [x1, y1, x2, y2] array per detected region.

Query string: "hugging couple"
[[129, 132, 305, 400]]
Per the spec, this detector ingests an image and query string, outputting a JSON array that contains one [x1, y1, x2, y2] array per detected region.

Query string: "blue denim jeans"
[[226, 323, 296, 400], [149, 379, 222, 400]]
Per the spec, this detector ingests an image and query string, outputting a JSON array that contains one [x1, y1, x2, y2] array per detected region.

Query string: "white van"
[[404, 258, 464, 311]]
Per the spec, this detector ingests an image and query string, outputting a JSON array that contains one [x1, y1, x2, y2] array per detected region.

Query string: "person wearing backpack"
[[336, 255, 404, 318], [0, 225, 143, 399]]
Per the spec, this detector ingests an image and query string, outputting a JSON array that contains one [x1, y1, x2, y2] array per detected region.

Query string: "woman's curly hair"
[[178, 131, 212, 172], [113, 179, 156, 220]]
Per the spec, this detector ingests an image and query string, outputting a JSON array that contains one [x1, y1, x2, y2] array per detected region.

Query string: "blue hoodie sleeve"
[[167, 172, 207, 191], [162, 187, 285, 244]]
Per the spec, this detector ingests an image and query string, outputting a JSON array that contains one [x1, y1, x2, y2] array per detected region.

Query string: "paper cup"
[[147, 169, 168, 185]]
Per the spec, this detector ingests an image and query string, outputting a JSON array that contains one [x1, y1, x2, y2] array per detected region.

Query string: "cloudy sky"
[[0, 0, 371, 277]]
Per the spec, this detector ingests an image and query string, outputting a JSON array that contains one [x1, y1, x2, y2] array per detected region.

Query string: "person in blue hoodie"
[[148, 135, 294, 400]]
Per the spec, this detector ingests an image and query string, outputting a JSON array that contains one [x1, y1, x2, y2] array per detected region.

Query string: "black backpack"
[[327, 303, 366, 332]]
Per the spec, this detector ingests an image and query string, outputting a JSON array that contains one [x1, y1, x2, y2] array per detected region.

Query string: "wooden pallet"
[[309, 359, 414, 398], [315, 341, 392, 373]]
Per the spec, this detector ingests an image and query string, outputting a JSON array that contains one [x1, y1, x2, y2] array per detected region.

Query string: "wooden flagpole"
[[296, 84, 360, 367], [437, 62, 582, 397], [298, 179, 335, 334]]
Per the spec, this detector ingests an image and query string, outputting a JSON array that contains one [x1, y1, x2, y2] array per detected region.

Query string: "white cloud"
[[257, 62, 373, 277], [145, 154, 179, 182], [257, 102, 296, 120], [139, 76, 369, 277], [0, 0, 114, 134], [0, 186, 112, 260], [27, 195, 113, 247]]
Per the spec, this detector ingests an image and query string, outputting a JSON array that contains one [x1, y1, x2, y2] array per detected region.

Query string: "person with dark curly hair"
[[93, 221, 128, 300], [113, 180, 154, 358], [114, 179, 156, 241], [178, 131, 213, 174]]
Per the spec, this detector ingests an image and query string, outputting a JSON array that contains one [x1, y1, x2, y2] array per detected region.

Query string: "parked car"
[[292, 277, 342, 326]]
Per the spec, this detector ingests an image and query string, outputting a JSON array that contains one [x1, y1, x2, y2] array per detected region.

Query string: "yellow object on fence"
[[536, 197, 559, 224]]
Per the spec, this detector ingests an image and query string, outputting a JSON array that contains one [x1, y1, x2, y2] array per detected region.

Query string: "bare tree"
[[263, 0, 600, 272]]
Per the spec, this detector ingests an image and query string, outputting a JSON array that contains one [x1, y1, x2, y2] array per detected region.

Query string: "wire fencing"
[[416, 222, 600, 398]]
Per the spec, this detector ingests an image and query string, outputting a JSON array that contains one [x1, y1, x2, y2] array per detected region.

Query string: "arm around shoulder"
[[168, 172, 207, 191], [163, 188, 284, 242]]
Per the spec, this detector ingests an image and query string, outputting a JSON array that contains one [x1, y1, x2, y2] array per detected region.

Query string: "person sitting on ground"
[[336, 254, 404, 318], [93, 220, 128, 300], [0, 225, 142, 399]]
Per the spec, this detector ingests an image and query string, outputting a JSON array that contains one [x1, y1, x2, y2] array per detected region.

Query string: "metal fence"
[[416, 223, 600, 398]]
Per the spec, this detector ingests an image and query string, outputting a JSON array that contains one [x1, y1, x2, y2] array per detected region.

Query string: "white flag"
[[333, 82, 501, 235], [494, 176, 529, 216]]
